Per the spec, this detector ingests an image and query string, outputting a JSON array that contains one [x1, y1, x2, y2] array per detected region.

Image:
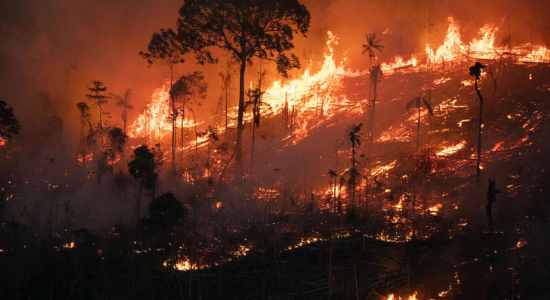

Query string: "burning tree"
[[176, 0, 311, 166], [140, 28, 188, 175]]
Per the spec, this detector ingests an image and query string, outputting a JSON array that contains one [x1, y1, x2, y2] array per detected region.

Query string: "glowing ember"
[[63, 242, 74, 249]]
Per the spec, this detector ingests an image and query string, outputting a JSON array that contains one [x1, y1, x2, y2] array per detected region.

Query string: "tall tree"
[[362, 33, 384, 143], [176, 0, 311, 166], [469, 62, 486, 182], [110, 89, 134, 137], [140, 28, 188, 174], [218, 60, 237, 133], [85, 81, 110, 144], [170, 71, 208, 172]]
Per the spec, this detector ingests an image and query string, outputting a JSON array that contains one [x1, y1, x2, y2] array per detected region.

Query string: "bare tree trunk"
[[170, 65, 176, 175], [475, 78, 483, 182], [236, 59, 246, 166]]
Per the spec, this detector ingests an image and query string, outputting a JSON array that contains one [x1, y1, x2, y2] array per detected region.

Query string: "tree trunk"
[[170, 65, 176, 175], [236, 60, 246, 166], [370, 79, 378, 146], [475, 78, 483, 182]]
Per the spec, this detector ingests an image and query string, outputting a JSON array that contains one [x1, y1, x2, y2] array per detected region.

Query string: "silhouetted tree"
[[345, 123, 362, 207], [469, 62, 486, 182], [145, 191, 188, 232], [218, 60, 237, 133], [140, 28, 188, 174], [362, 33, 384, 68], [170, 71, 208, 172], [176, 0, 311, 165], [0, 100, 21, 143], [129, 145, 160, 221], [245, 87, 268, 167], [76, 102, 90, 166], [110, 89, 133, 137], [369, 65, 383, 145], [85, 81, 110, 143]]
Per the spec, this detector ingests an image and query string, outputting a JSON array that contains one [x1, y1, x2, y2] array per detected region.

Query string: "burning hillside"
[[1, 0, 550, 299]]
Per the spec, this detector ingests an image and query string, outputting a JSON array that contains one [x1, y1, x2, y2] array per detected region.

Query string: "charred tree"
[[469, 62, 486, 183]]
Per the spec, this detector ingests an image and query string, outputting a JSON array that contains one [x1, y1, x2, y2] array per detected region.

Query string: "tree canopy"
[[176, 0, 310, 76], [0, 100, 21, 139]]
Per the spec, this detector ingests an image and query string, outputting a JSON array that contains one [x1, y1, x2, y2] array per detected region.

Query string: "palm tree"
[[469, 62, 486, 182], [362, 33, 385, 68], [406, 96, 434, 159], [110, 89, 134, 137], [346, 123, 363, 207]]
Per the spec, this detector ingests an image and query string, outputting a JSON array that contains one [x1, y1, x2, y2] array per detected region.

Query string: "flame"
[[0, 137, 6, 147], [428, 203, 442, 216], [436, 140, 466, 157], [385, 291, 418, 300]]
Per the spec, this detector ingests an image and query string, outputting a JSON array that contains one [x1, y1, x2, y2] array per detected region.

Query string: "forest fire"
[[1, 0, 550, 299]]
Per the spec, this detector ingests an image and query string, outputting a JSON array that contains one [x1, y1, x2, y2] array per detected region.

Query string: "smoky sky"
[[0, 0, 548, 150]]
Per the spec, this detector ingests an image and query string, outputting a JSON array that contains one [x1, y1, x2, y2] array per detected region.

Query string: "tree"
[[362, 33, 384, 144], [362, 33, 384, 68], [406, 97, 433, 160], [469, 62, 486, 182], [140, 28, 188, 174], [85, 81, 110, 144], [369, 65, 383, 145], [76, 102, 90, 167], [170, 71, 208, 172], [345, 123, 362, 207], [486, 179, 501, 234], [218, 60, 237, 133], [146, 191, 188, 232], [128, 145, 160, 220], [110, 89, 133, 137], [245, 87, 268, 167], [176, 0, 311, 166], [0, 100, 21, 143], [106, 127, 126, 165]]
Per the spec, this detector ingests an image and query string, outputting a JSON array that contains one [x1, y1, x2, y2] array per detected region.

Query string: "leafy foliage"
[[0, 100, 21, 139], [128, 145, 159, 196], [145, 191, 188, 231], [139, 28, 187, 67], [362, 33, 384, 58], [176, 0, 310, 76]]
